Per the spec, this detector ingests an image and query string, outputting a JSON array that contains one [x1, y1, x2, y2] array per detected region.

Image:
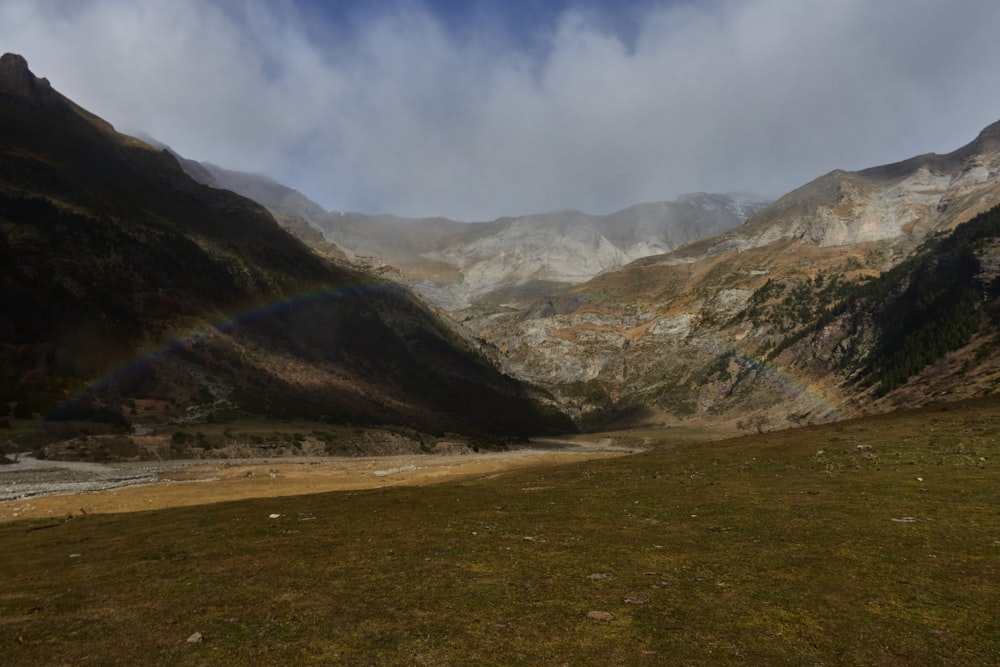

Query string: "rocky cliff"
[[462, 119, 1000, 429]]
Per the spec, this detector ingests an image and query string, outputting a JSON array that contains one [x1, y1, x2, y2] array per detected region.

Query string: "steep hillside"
[[171, 159, 349, 262], [796, 203, 1000, 402], [192, 162, 768, 309], [676, 119, 1000, 260], [0, 53, 571, 441], [466, 120, 1000, 429]]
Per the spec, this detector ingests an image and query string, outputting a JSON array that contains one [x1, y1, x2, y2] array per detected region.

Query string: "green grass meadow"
[[2, 398, 999, 665]]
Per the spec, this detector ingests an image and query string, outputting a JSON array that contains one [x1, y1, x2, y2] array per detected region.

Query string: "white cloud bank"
[[2, 0, 1000, 220]]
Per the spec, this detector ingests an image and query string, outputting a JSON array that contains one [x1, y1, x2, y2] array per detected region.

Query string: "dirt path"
[[0, 442, 637, 522]]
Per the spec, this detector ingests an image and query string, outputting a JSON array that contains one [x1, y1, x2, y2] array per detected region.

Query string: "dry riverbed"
[[0, 439, 637, 522]]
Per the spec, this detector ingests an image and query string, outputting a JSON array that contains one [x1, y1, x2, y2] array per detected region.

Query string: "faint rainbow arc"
[[46, 278, 405, 420], [695, 330, 843, 421]]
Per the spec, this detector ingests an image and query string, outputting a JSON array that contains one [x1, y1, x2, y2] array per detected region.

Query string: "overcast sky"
[[3, 0, 1000, 220]]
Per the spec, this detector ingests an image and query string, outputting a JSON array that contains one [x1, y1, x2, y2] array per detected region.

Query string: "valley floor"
[[1, 398, 997, 665], [0, 438, 637, 522]]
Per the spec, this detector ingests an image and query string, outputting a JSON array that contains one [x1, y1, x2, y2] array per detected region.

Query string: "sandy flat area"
[[0, 441, 634, 522]]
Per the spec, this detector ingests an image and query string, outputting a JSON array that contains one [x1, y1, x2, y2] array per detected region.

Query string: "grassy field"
[[1, 398, 998, 665]]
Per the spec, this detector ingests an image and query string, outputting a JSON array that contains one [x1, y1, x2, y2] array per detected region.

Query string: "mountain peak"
[[0, 52, 29, 74], [0, 53, 140, 144], [0, 53, 51, 97], [970, 117, 1000, 151]]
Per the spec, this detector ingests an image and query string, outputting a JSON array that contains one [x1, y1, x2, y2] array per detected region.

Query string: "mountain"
[[144, 146, 349, 264], [11, 49, 998, 444], [0, 53, 571, 441], [666, 120, 1000, 261], [187, 162, 769, 310], [460, 119, 1000, 428], [416, 193, 769, 309]]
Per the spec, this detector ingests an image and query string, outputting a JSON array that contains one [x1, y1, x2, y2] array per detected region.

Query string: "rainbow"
[[41, 278, 844, 429], [691, 330, 845, 422], [43, 277, 406, 422]]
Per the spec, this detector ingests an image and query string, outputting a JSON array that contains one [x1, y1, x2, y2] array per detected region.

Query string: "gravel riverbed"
[[0, 456, 202, 502]]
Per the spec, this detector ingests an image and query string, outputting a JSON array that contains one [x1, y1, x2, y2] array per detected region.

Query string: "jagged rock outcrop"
[[0, 53, 42, 95]]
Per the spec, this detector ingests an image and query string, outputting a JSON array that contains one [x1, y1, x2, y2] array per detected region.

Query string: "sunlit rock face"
[[457, 119, 1000, 429], [186, 162, 769, 310], [415, 193, 771, 307], [709, 119, 1000, 259]]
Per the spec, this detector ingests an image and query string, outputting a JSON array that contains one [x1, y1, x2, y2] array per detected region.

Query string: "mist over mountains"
[[4, 51, 1000, 449], [188, 106, 1000, 432], [187, 160, 769, 309], [6, 0, 1000, 221]]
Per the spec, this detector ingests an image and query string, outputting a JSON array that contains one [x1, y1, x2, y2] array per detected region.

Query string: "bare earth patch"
[[0, 443, 631, 522]]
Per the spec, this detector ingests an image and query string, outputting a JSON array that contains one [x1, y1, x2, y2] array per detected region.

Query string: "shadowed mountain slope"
[[0, 53, 571, 438]]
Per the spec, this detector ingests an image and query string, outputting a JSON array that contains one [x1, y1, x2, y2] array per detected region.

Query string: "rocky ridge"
[[419, 193, 770, 308], [460, 120, 1000, 429], [189, 160, 769, 310], [664, 120, 1000, 264]]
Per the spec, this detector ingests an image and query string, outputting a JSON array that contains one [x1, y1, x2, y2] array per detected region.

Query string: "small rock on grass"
[[586, 611, 613, 621], [186, 632, 203, 643]]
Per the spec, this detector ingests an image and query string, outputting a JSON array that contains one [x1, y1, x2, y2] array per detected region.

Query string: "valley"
[[8, 45, 1000, 447], [188, 112, 1000, 433], [2, 50, 1000, 666]]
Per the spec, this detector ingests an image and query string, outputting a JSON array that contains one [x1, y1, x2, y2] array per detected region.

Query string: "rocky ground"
[[0, 456, 198, 502]]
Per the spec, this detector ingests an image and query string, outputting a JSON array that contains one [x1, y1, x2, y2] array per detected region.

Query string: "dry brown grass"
[[0, 448, 626, 523]]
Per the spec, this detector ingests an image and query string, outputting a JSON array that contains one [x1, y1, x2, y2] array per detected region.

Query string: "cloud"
[[2, 0, 1000, 220]]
